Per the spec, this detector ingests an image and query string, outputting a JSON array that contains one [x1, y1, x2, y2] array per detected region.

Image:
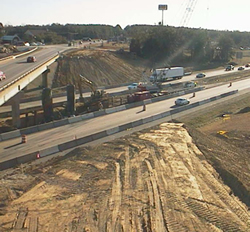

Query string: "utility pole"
[[158, 4, 168, 26]]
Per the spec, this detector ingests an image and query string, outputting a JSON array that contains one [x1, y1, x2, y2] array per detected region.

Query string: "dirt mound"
[[0, 123, 249, 231], [54, 49, 149, 88]]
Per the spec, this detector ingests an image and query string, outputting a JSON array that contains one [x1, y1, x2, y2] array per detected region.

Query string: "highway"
[[0, 78, 249, 163], [0, 45, 71, 89], [1, 63, 250, 115]]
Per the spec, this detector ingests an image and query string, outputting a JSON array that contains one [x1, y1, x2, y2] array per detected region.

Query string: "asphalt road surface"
[[0, 79, 249, 163]]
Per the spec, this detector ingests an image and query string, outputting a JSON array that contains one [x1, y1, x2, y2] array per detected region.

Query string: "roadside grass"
[[179, 91, 250, 128]]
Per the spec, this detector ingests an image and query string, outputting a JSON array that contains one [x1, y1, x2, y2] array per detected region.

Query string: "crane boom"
[[180, 0, 198, 27]]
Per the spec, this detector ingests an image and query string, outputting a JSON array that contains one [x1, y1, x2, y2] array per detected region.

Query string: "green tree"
[[218, 35, 234, 61]]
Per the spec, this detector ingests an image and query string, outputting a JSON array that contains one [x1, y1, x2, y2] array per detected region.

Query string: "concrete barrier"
[[76, 135, 93, 146], [91, 131, 107, 140], [105, 108, 117, 114], [210, 96, 218, 101], [221, 92, 231, 97], [16, 151, 38, 164], [199, 99, 211, 105], [0, 56, 14, 62], [81, 112, 94, 120], [142, 116, 154, 124], [0, 130, 21, 141], [93, 110, 106, 117], [170, 108, 183, 115], [106, 127, 120, 135], [161, 111, 171, 118], [0, 158, 18, 171], [58, 140, 78, 152], [119, 123, 133, 132], [38, 122, 54, 131], [68, 116, 82, 124], [144, 99, 152, 104], [132, 119, 143, 127], [53, 119, 69, 127], [114, 105, 126, 112], [152, 114, 163, 121], [125, 101, 142, 109], [20, 126, 39, 135], [39, 146, 60, 157]]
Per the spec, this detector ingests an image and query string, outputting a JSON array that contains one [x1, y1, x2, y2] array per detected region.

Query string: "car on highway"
[[225, 65, 234, 71], [196, 73, 206, 78], [245, 63, 250, 68], [238, 66, 245, 71], [27, 56, 36, 63], [175, 97, 190, 106], [128, 83, 138, 90], [184, 81, 196, 88], [0, 70, 6, 81]]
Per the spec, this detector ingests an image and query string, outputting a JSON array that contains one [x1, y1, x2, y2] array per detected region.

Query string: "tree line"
[[2, 23, 250, 66]]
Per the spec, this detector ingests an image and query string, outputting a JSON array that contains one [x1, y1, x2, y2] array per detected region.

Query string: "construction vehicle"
[[127, 91, 151, 103], [135, 70, 161, 93], [79, 74, 108, 111], [149, 67, 184, 82]]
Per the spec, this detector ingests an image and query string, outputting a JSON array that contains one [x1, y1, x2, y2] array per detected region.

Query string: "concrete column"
[[42, 68, 50, 88], [9, 91, 24, 129]]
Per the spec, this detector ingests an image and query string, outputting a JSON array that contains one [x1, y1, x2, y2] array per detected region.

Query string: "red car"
[[0, 71, 6, 81], [27, 56, 36, 62]]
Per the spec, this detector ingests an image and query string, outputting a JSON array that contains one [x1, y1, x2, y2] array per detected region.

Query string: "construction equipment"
[[79, 74, 108, 111]]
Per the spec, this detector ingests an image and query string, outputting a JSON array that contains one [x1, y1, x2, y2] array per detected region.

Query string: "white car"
[[128, 83, 138, 90], [175, 97, 190, 106], [0, 70, 6, 81], [184, 81, 196, 88]]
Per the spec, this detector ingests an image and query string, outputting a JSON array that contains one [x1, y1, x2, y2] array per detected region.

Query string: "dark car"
[[238, 66, 245, 71], [245, 63, 250, 67], [27, 56, 36, 63], [196, 73, 206, 78], [225, 65, 234, 71]]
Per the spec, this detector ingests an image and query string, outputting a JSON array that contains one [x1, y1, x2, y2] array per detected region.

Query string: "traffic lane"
[[0, 45, 71, 89], [172, 66, 250, 84], [0, 81, 243, 162]]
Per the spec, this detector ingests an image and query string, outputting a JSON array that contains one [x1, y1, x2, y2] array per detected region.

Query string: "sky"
[[1, 0, 250, 32]]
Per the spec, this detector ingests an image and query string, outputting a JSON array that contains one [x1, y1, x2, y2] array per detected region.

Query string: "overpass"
[[0, 44, 75, 128], [0, 53, 59, 127]]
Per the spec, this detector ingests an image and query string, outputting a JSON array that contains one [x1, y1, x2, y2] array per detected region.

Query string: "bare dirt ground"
[[1, 123, 249, 232], [0, 45, 250, 231]]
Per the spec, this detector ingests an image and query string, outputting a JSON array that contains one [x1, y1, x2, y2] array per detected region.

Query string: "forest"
[[1, 23, 250, 67]]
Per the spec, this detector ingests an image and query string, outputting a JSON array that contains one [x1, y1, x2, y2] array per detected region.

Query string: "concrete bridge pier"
[[42, 68, 50, 88], [9, 91, 24, 129]]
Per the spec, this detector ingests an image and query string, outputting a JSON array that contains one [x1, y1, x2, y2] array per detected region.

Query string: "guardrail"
[[0, 89, 238, 170], [0, 54, 59, 93]]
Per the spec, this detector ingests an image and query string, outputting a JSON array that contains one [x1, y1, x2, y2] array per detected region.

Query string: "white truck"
[[149, 67, 184, 82]]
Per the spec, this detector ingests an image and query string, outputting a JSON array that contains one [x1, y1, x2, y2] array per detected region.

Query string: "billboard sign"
[[158, 5, 168, 10]]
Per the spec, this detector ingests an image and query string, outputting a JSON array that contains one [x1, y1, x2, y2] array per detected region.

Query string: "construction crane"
[[180, 0, 199, 27]]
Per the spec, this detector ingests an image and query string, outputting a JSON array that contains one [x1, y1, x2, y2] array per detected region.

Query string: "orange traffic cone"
[[21, 134, 27, 143]]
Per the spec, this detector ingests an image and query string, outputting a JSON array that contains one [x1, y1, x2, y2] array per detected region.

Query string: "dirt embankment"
[[0, 123, 249, 232], [53, 49, 149, 88]]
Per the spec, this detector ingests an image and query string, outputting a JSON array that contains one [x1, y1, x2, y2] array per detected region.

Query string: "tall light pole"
[[158, 4, 168, 26]]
